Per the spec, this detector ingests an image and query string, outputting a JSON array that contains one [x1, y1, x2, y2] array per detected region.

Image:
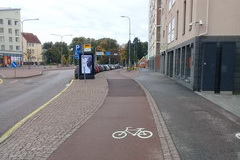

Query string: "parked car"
[[94, 64, 100, 74], [103, 65, 110, 71], [109, 64, 116, 70], [99, 65, 105, 72]]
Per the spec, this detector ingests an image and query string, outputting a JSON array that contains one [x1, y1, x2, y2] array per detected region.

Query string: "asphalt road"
[[0, 70, 74, 137], [137, 69, 240, 160]]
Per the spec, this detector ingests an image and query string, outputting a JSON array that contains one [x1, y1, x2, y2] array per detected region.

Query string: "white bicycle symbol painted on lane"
[[112, 127, 153, 139]]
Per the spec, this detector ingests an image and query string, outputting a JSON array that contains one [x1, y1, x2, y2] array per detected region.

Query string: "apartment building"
[[0, 8, 22, 67], [22, 32, 42, 65], [152, 0, 240, 94], [148, 0, 161, 70]]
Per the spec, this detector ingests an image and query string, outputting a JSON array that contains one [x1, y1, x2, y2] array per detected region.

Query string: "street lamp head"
[[121, 15, 130, 19], [22, 18, 39, 22], [51, 34, 72, 37]]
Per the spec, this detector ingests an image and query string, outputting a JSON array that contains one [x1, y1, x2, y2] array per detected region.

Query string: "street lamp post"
[[131, 33, 136, 67], [121, 16, 131, 70], [51, 34, 72, 66], [21, 18, 39, 68]]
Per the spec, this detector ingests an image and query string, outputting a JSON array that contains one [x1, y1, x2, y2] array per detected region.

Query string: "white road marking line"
[[235, 133, 240, 139], [9, 80, 18, 84]]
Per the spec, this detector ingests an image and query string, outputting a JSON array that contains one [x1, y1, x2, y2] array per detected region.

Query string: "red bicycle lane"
[[48, 75, 163, 160]]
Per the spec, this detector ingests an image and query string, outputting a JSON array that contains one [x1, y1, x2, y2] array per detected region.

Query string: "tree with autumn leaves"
[[42, 36, 147, 66]]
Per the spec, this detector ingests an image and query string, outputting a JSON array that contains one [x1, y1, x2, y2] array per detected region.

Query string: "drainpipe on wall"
[[199, 0, 209, 36]]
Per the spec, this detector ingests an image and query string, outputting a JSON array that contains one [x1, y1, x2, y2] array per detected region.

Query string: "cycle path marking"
[[48, 73, 163, 160]]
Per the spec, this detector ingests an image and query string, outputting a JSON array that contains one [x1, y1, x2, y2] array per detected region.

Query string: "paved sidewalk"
[[0, 72, 109, 159], [196, 91, 240, 118]]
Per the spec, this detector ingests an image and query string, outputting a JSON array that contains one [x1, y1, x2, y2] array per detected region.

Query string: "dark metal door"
[[220, 42, 235, 91], [201, 42, 235, 91], [202, 43, 217, 91]]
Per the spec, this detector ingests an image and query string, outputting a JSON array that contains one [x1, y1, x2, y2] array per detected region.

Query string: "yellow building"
[[22, 32, 42, 65]]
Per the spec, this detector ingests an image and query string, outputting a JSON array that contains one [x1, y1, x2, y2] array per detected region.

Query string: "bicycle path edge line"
[[0, 79, 74, 144]]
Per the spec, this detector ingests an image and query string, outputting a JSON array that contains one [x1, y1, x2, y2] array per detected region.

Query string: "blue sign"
[[105, 52, 111, 56], [74, 44, 81, 59], [74, 44, 81, 55], [74, 54, 79, 59], [11, 62, 17, 68]]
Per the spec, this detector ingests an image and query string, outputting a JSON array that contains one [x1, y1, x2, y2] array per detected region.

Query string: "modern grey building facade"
[[149, 0, 240, 94]]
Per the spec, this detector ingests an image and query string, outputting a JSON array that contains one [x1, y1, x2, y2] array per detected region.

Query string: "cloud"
[[2, 0, 148, 45]]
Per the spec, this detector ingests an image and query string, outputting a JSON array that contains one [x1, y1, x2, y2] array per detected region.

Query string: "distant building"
[[148, 0, 161, 71], [0, 8, 22, 67], [149, 0, 240, 94], [22, 32, 42, 65]]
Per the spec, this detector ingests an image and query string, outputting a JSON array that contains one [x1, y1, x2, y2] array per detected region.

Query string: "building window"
[[8, 28, 12, 34], [0, 36, 4, 42], [168, 25, 171, 43], [168, 18, 175, 43], [168, 0, 176, 11], [9, 45, 13, 50], [0, 19, 3, 25], [1, 45, 5, 50], [8, 20, 12, 25], [0, 28, 4, 33], [176, 10, 179, 40], [9, 37, 13, 42], [15, 37, 19, 42], [183, 0, 187, 35], [14, 21, 19, 26], [16, 46, 20, 50], [28, 43, 34, 47], [189, 0, 193, 31], [15, 29, 19, 36], [168, 0, 172, 11]]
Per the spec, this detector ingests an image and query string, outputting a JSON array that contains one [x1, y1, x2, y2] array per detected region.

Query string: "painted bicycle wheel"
[[137, 130, 153, 139], [112, 131, 127, 139]]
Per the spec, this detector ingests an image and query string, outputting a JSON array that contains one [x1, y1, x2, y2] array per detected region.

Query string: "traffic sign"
[[96, 52, 104, 56], [74, 44, 81, 55], [74, 54, 79, 59], [11, 62, 17, 68], [74, 44, 81, 59], [105, 52, 111, 56], [84, 44, 91, 52]]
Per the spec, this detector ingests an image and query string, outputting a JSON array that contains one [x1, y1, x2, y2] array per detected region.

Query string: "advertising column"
[[78, 44, 95, 79]]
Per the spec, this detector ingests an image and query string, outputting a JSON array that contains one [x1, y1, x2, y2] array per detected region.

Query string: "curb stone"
[[137, 81, 181, 160]]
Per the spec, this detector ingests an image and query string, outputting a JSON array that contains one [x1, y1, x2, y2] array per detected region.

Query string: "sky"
[[2, 0, 149, 45]]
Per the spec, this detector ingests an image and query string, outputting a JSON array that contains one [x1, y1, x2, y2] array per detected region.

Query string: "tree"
[[95, 38, 120, 64], [122, 37, 148, 66], [42, 41, 70, 65]]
